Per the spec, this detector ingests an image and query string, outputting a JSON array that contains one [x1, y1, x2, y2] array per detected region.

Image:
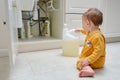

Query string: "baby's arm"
[[75, 28, 81, 32], [75, 28, 87, 35], [86, 37, 104, 64]]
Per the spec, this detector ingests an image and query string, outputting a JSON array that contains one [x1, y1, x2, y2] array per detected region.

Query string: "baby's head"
[[83, 8, 103, 26], [82, 8, 103, 32]]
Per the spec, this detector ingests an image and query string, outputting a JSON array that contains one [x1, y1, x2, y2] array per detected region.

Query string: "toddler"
[[75, 8, 106, 77]]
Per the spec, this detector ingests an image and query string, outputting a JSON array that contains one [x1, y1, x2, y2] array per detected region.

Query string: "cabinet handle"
[[3, 21, 6, 25]]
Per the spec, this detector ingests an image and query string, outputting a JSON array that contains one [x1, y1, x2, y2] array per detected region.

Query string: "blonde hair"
[[83, 8, 103, 26]]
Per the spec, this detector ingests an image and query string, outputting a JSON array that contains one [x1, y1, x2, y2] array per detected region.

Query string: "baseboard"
[[106, 36, 120, 43]]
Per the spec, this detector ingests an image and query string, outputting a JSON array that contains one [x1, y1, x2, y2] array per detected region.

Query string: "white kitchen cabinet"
[[103, 0, 120, 38], [65, 0, 120, 39], [9, 0, 120, 53], [0, 0, 18, 67], [66, 0, 101, 13]]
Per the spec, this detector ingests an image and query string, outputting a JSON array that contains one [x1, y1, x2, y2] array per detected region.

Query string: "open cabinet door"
[[8, 0, 18, 67], [0, 0, 18, 67]]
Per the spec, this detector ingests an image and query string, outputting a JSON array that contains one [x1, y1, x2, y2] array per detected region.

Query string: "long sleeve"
[[86, 36, 105, 64], [80, 29, 88, 35]]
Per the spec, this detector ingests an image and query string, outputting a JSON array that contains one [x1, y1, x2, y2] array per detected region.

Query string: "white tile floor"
[[0, 42, 120, 80]]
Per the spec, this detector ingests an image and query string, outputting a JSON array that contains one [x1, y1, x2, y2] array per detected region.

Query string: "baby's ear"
[[86, 20, 90, 25], [88, 20, 93, 26]]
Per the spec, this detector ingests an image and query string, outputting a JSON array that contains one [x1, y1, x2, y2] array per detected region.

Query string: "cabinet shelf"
[[18, 36, 61, 43], [18, 37, 62, 53]]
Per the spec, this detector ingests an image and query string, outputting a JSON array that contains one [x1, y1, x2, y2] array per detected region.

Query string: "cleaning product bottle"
[[44, 19, 50, 37], [30, 20, 33, 36], [62, 24, 80, 57], [21, 27, 26, 39], [27, 20, 33, 38]]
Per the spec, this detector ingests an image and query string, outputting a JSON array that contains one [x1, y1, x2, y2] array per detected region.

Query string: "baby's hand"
[[81, 59, 89, 67], [75, 28, 82, 33]]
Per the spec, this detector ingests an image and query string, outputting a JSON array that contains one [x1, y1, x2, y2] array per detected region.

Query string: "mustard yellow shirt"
[[77, 30, 106, 70]]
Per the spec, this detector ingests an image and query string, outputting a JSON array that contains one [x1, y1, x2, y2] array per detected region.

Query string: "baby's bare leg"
[[79, 66, 95, 77]]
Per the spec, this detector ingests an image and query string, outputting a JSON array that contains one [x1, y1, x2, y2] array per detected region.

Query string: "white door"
[[0, 0, 17, 67], [66, 0, 101, 13]]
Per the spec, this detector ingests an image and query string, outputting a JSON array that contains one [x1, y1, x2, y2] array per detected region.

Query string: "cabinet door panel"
[[66, 14, 82, 29], [66, 0, 101, 13], [104, 0, 120, 37]]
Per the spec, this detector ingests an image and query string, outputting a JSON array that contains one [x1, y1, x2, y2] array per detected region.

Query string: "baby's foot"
[[79, 70, 95, 77]]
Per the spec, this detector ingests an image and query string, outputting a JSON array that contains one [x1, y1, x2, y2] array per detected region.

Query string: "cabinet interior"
[[18, 0, 64, 43]]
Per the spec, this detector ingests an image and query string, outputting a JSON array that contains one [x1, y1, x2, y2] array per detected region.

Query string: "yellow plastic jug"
[[62, 24, 80, 57]]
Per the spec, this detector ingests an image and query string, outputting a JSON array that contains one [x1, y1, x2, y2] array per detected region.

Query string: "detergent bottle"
[[62, 24, 80, 57]]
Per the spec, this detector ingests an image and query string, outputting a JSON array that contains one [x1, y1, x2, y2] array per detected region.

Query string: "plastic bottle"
[[44, 19, 50, 37], [27, 21, 33, 38], [21, 27, 26, 39], [62, 24, 80, 57], [30, 20, 33, 36]]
